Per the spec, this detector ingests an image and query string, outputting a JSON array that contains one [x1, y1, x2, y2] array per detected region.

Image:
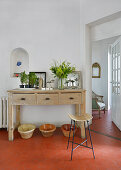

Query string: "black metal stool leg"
[[67, 119, 73, 149], [71, 120, 75, 160], [84, 121, 88, 146], [87, 121, 95, 159]]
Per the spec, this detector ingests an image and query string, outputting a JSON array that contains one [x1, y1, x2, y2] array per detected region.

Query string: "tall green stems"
[[58, 78, 64, 89]]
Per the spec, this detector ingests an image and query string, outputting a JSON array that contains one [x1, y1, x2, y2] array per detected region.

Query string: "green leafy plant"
[[29, 72, 37, 87], [20, 71, 28, 85], [25, 74, 29, 85], [35, 77, 39, 88], [50, 61, 75, 89], [50, 61, 75, 79]]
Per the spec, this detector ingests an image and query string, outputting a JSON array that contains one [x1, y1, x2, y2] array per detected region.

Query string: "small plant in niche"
[[50, 61, 75, 89]]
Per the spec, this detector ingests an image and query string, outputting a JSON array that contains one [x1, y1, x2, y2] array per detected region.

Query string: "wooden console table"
[[7, 89, 86, 141]]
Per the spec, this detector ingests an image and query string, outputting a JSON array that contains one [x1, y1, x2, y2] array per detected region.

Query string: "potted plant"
[[29, 72, 37, 88], [25, 74, 29, 88], [20, 71, 27, 88], [50, 61, 75, 89], [35, 77, 39, 89]]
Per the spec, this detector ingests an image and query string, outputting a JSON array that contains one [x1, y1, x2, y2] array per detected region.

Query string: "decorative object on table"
[[38, 77, 43, 89], [61, 124, 77, 137], [39, 124, 56, 137], [65, 71, 82, 89], [10, 47, 29, 77], [65, 80, 69, 87], [20, 71, 28, 88], [92, 63, 101, 78], [50, 61, 75, 89], [46, 79, 55, 89], [18, 124, 36, 139], [58, 78, 65, 89], [29, 72, 46, 88]]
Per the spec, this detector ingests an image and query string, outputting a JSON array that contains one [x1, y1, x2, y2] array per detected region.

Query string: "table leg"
[[81, 91, 86, 114], [16, 105, 20, 127], [8, 94, 14, 141], [75, 104, 85, 139], [80, 122, 85, 138], [75, 104, 79, 115], [81, 91, 86, 138]]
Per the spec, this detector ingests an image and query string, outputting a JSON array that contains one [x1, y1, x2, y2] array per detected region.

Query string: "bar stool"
[[67, 113, 95, 160]]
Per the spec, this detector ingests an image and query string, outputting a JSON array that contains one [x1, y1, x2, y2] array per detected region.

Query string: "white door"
[[111, 37, 121, 131]]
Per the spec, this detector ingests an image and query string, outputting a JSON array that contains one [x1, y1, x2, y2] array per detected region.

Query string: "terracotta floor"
[[0, 111, 121, 170], [92, 110, 121, 139]]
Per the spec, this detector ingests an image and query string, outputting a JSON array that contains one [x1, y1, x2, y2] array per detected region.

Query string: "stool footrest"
[[69, 140, 93, 150]]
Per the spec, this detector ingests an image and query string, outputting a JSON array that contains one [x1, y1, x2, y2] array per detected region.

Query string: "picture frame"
[[29, 72, 46, 87], [92, 63, 101, 78], [64, 71, 82, 89]]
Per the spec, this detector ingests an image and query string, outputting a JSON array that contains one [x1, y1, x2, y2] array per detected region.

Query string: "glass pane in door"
[[112, 42, 120, 95]]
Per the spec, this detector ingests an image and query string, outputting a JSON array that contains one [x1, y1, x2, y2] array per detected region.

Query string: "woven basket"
[[18, 124, 36, 139], [61, 124, 77, 137], [39, 124, 56, 137]]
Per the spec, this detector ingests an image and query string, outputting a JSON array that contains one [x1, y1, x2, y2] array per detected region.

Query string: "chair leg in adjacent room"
[[99, 110, 101, 119], [104, 108, 105, 114]]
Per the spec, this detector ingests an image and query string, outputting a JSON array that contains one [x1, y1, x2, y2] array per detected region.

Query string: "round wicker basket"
[[61, 124, 77, 137], [39, 124, 56, 137], [18, 124, 36, 139]]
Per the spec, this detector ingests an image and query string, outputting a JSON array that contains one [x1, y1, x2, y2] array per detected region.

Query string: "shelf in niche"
[[10, 47, 29, 77]]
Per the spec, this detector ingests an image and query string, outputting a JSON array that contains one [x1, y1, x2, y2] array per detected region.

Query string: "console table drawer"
[[59, 93, 81, 104], [37, 94, 59, 105], [12, 94, 36, 105]]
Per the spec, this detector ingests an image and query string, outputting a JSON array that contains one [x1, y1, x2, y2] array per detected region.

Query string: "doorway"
[[91, 36, 121, 138], [92, 36, 119, 112]]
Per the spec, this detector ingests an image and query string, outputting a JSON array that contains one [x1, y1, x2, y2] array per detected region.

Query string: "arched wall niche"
[[10, 48, 29, 77]]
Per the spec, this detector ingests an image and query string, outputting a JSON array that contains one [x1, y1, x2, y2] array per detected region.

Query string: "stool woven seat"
[[68, 113, 93, 122], [67, 113, 95, 160]]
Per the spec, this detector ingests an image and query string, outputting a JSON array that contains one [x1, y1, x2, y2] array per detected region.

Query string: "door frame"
[[85, 11, 121, 114]]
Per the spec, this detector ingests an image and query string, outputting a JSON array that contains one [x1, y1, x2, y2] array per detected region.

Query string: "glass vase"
[[58, 78, 65, 89]]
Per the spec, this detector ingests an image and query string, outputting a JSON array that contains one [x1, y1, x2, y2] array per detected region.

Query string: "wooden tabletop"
[[7, 88, 86, 94]]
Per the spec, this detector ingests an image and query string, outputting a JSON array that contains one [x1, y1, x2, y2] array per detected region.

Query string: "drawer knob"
[[21, 98, 26, 100], [45, 98, 50, 100], [69, 97, 74, 100]]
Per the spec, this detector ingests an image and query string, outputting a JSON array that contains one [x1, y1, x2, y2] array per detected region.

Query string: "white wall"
[[0, 0, 81, 126], [92, 37, 117, 109], [1, 0, 121, 126], [91, 17, 121, 41], [80, 0, 121, 24]]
